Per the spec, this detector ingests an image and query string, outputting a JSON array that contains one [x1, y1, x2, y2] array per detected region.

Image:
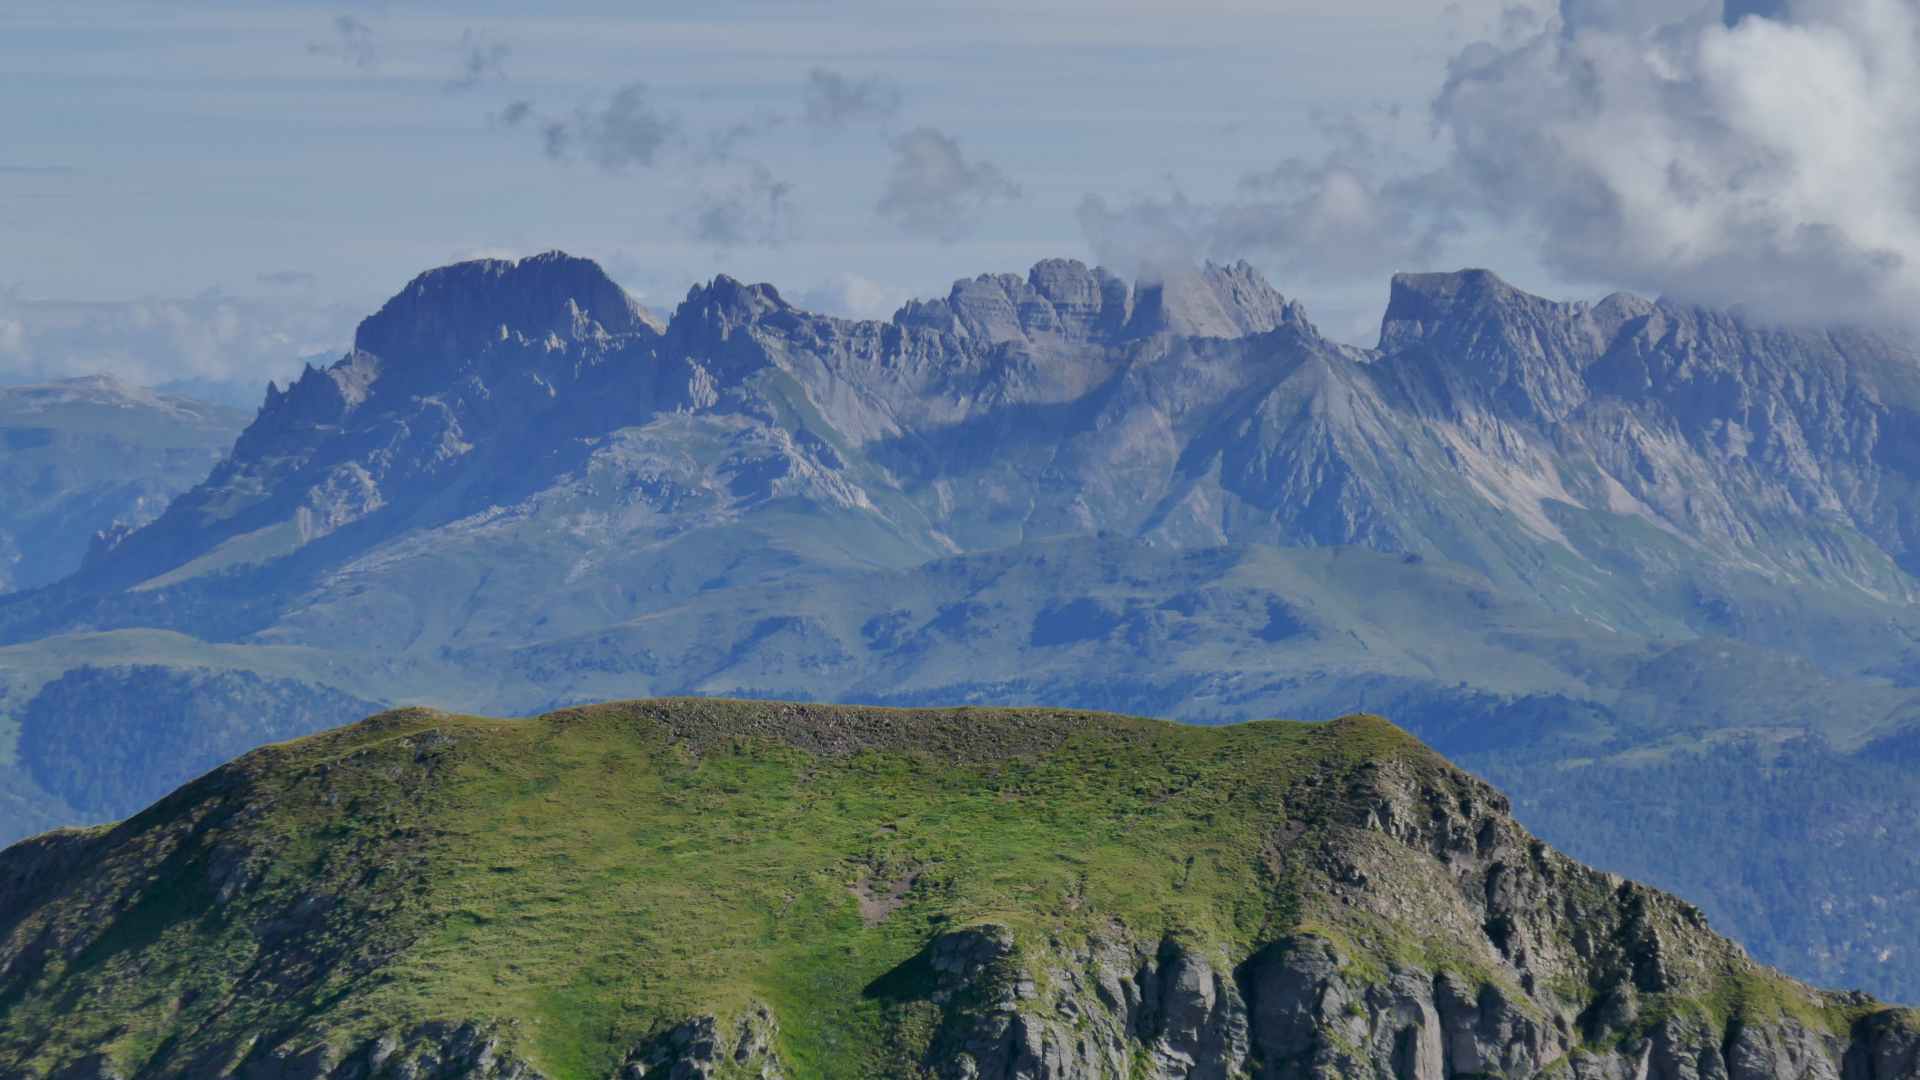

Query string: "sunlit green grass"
[[0, 699, 1855, 1080], [350, 705, 1343, 1077]]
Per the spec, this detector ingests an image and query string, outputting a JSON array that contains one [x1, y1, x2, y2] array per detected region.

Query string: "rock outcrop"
[[840, 743, 1910, 1080]]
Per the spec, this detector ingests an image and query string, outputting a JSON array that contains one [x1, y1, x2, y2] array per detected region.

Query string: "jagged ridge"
[[38, 251, 1920, 679]]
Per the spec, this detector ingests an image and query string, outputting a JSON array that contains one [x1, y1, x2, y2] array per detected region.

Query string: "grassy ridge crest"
[[0, 699, 1891, 1080]]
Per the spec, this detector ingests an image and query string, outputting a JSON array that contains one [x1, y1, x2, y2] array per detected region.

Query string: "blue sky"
[[0, 2, 1517, 326], [5, 0, 1917, 402]]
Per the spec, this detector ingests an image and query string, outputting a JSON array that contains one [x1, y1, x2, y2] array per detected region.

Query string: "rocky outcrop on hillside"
[[0, 700, 1910, 1080], [830, 747, 1919, 1080]]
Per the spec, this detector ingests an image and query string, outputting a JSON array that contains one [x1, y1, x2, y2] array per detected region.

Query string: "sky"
[[4, 0, 1919, 404]]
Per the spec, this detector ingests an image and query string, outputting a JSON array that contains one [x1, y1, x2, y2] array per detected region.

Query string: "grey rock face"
[[235, 1021, 547, 1080], [615, 1008, 785, 1080], [1847, 1010, 1920, 1080], [61, 248, 1920, 679], [884, 926, 1248, 1080], [855, 921, 1889, 1080], [224, 1005, 789, 1080], [223, 1001, 788, 1080]]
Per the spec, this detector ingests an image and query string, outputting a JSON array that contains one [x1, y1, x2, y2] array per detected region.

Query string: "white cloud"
[[875, 128, 1021, 241], [0, 291, 364, 407], [1076, 132, 1457, 285], [802, 67, 899, 128], [799, 272, 917, 320], [1435, 0, 1920, 324]]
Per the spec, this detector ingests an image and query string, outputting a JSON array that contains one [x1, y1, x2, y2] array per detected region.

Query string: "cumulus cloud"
[[534, 82, 677, 172], [803, 68, 899, 128], [0, 291, 364, 407], [1076, 193, 1212, 282], [1435, 0, 1920, 324], [308, 15, 378, 73], [692, 166, 797, 248], [448, 29, 508, 92], [876, 128, 1021, 241], [800, 272, 917, 320], [1219, 157, 1458, 278], [1077, 119, 1457, 283], [492, 100, 534, 128]]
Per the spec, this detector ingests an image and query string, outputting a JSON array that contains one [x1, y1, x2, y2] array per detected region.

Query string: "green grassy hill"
[[0, 698, 1911, 1080]]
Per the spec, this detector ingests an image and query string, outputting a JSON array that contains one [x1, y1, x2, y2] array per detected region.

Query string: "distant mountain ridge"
[[8, 251, 1920, 998], [0, 375, 248, 593], [56, 252, 1920, 676]]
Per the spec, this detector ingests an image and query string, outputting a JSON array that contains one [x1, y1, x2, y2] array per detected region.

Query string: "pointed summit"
[[669, 275, 793, 343], [1377, 268, 1617, 423]]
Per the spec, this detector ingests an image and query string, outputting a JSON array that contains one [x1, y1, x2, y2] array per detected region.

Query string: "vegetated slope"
[[19, 664, 380, 820], [0, 375, 250, 593], [0, 698, 1914, 1080]]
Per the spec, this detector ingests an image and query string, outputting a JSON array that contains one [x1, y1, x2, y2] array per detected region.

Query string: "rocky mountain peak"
[[948, 271, 1072, 344], [892, 263, 1123, 346], [670, 274, 793, 342], [1027, 258, 1133, 337], [1130, 260, 1307, 340], [1377, 268, 1624, 423], [893, 258, 1303, 347], [353, 251, 662, 370]]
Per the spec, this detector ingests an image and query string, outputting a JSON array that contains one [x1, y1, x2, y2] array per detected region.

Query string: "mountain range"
[[6, 252, 1920, 998]]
